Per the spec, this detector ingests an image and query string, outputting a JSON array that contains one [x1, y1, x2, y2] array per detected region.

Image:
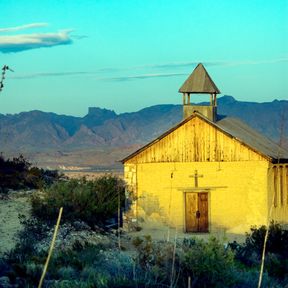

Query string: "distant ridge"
[[0, 96, 287, 152]]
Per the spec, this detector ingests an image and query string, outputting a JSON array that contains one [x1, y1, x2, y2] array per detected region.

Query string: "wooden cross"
[[189, 170, 203, 188]]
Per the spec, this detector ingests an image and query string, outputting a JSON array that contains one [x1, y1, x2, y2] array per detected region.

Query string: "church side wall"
[[125, 161, 269, 236], [268, 164, 288, 225]]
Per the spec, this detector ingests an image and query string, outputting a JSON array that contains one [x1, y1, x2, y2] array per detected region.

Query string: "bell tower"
[[179, 63, 220, 122]]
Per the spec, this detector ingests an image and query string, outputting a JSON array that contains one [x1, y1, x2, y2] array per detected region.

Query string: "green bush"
[[230, 222, 288, 282], [0, 153, 63, 192], [132, 236, 280, 288], [1, 215, 50, 288], [31, 175, 126, 227], [132, 235, 175, 286], [132, 236, 238, 288], [245, 222, 288, 257], [179, 237, 236, 288]]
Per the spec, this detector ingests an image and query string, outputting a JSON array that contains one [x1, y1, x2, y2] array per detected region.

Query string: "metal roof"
[[216, 116, 288, 162], [179, 63, 221, 94], [122, 113, 288, 163]]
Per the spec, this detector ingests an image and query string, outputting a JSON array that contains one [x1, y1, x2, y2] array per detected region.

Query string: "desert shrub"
[[230, 222, 288, 282], [5, 215, 50, 263], [179, 237, 237, 288], [48, 279, 98, 288], [0, 154, 31, 192], [232, 268, 279, 288], [1, 215, 50, 287], [132, 235, 276, 288], [0, 258, 11, 278], [245, 222, 288, 257], [0, 153, 63, 192], [31, 175, 126, 227], [26, 166, 63, 189], [2, 228, 283, 288], [79, 250, 138, 288], [46, 243, 140, 288], [1, 229, 113, 287], [133, 235, 177, 286]]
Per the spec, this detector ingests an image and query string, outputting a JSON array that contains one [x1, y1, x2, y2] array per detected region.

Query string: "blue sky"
[[0, 0, 287, 116]]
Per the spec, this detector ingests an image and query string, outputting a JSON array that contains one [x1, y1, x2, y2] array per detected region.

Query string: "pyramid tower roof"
[[179, 63, 220, 94]]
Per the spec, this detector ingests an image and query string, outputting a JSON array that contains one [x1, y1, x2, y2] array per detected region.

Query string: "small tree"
[[31, 175, 126, 227], [0, 154, 62, 192]]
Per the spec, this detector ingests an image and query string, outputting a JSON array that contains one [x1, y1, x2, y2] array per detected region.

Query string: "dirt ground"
[[127, 220, 245, 244], [0, 191, 32, 254]]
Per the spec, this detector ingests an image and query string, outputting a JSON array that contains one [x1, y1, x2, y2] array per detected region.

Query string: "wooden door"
[[185, 192, 208, 232], [185, 193, 198, 232], [198, 193, 208, 232]]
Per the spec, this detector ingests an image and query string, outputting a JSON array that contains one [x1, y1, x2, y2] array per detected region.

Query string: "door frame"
[[183, 190, 210, 233]]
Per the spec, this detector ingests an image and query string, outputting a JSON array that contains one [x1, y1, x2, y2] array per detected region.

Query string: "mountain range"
[[0, 96, 287, 169]]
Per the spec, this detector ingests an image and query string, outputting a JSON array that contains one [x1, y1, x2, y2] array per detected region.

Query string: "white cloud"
[[13, 71, 92, 79], [0, 23, 75, 53], [0, 30, 73, 53], [0, 23, 49, 33], [99, 73, 187, 81]]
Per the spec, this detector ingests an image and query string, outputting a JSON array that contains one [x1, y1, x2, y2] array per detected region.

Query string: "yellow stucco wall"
[[124, 161, 270, 235]]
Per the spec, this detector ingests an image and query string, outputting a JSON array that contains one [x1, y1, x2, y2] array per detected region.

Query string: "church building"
[[122, 64, 288, 236]]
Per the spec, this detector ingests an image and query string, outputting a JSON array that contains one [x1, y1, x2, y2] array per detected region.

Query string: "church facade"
[[122, 64, 288, 236]]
